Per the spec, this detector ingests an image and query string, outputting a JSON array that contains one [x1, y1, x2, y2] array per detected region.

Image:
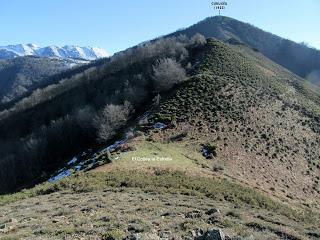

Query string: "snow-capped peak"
[[26, 43, 38, 48], [61, 45, 111, 60], [0, 44, 38, 56], [0, 44, 110, 60], [91, 47, 110, 58]]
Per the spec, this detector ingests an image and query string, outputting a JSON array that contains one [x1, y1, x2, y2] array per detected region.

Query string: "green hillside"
[[172, 16, 320, 85], [153, 39, 320, 201], [0, 38, 319, 239]]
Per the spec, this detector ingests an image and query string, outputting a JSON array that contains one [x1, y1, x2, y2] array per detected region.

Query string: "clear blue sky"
[[1, 0, 319, 53]]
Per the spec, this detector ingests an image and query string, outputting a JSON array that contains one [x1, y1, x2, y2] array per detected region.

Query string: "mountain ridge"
[[170, 16, 320, 85]]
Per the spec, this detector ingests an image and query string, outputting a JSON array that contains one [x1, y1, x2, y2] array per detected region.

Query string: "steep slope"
[[85, 38, 319, 207], [0, 38, 320, 239], [0, 36, 192, 193], [151, 39, 320, 202], [171, 16, 320, 85], [0, 56, 88, 105], [0, 44, 110, 60], [1, 37, 319, 200]]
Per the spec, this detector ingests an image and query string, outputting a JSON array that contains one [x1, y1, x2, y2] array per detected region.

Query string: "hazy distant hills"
[[172, 16, 320, 85], [0, 44, 110, 60]]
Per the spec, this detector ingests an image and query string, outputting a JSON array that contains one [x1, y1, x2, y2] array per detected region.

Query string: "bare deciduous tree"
[[94, 101, 133, 142], [191, 33, 207, 46], [152, 94, 161, 106], [153, 58, 186, 92]]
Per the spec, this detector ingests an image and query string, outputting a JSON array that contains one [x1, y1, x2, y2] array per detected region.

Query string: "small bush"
[[154, 113, 173, 123], [101, 229, 125, 240], [226, 210, 242, 219], [213, 165, 224, 172], [203, 143, 217, 158], [205, 144, 217, 154]]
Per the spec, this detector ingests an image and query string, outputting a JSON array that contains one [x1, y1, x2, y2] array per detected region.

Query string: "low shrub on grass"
[[101, 229, 125, 240], [0, 170, 316, 225]]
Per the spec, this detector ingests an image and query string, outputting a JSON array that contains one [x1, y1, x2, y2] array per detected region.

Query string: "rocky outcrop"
[[196, 229, 227, 240]]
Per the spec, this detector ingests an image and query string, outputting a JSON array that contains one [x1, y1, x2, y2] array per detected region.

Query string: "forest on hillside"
[[0, 34, 207, 193]]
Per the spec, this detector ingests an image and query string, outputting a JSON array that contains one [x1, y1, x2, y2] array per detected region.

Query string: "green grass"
[[0, 169, 317, 226], [101, 229, 125, 240], [153, 39, 320, 190], [113, 141, 203, 169]]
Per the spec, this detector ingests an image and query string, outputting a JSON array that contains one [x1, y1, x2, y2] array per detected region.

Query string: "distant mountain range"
[[0, 44, 110, 60]]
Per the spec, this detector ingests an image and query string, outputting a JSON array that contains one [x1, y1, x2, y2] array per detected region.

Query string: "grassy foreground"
[[1, 169, 319, 239], [0, 170, 300, 213]]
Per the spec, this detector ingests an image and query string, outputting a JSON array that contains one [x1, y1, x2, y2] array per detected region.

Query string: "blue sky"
[[1, 0, 319, 53]]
